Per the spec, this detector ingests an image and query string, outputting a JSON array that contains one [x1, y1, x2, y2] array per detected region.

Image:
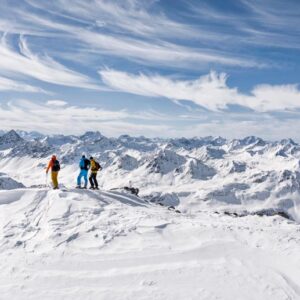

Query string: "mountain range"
[[0, 129, 300, 221], [1, 129, 300, 299]]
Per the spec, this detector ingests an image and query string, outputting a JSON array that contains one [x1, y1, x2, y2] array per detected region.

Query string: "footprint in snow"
[[15, 240, 23, 247], [140, 280, 156, 286], [56, 232, 79, 247], [155, 223, 169, 230], [58, 192, 68, 198], [65, 232, 79, 243]]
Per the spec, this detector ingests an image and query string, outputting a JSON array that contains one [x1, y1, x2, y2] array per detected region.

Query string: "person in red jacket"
[[46, 155, 60, 189]]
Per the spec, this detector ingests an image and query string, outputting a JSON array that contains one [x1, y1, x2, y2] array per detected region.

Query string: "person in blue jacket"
[[76, 155, 90, 189]]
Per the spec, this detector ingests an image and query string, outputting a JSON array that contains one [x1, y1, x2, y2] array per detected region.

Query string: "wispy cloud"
[[0, 75, 46, 93], [0, 0, 298, 73], [168, 117, 300, 141], [99, 69, 300, 112], [241, 0, 300, 29], [46, 100, 67, 106], [2, 99, 300, 141], [0, 100, 170, 136], [82, 30, 261, 68], [186, 0, 300, 50], [0, 34, 102, 90], [0, 1, 262, 69], [25, 0, 199, 39]]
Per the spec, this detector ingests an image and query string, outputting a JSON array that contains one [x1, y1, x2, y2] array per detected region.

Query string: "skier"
[[46, 155, 60, 189], [89, 156, 101, 190], [76, 155, 90, 189]]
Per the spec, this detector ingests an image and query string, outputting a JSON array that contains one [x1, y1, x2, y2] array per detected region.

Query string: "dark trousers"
[[89, 172, 98, 188]]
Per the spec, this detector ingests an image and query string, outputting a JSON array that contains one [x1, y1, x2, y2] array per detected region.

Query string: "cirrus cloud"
[[0, 35, 102, 90], [46, 100, 68, 106], [1, 99, 300, 141], [0, 75, 47, 93], [0, 100, 171, 136], [99, 69, 300, 112]]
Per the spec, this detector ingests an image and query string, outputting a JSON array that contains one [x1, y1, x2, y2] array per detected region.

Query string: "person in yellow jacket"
[[46, 155, 60, 189], [89, 156, 101, 190]]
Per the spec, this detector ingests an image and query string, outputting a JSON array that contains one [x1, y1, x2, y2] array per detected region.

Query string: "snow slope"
[[1, 188, 300, 300], [1, 130, 300, 299]]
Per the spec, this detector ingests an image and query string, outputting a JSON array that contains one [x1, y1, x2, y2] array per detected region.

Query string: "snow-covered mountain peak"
[[147, 149, 186, 174], [0, 130, 24, 148], [41, 134, 77, 147], [16, 130, 45, 141], [118, 135, 159, 151], [80, 131, 104, 142], [113, 154, 139, 171], [279, 138, 298, 146], [184, 158, 216, 179]]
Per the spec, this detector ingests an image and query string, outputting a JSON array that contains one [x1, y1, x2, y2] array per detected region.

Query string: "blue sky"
[[0, 0, 300, 140]]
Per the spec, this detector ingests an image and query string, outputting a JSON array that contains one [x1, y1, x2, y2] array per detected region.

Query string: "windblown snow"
[[1, 130, 300, 300]]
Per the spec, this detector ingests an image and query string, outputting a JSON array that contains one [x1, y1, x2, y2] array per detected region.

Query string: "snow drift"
[[0, 187, 300, 300]]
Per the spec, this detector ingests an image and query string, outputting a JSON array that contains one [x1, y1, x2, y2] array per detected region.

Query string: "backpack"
[[84, 159, 90, 170], [52, 160, 60, 172], [95, 161, 101, 171]]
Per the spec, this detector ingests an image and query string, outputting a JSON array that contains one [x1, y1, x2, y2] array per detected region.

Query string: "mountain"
[[0, 130, 24, 149], [1, 131, 300, 299], [80, 131, 104, 142], [113, 154, 139, 171], [16, 130, 46, 141], [0, 173, 25, 189], [146, 149, 186, 174], [183, 158, 216, 179], [0, 130, 298, 219]]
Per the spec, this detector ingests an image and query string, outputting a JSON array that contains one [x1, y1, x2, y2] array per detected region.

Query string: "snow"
[[1, 130, 300, 299], [0, 173, 25, 190], [0, 129, 24, 150], [0, 188, 300, 299]]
